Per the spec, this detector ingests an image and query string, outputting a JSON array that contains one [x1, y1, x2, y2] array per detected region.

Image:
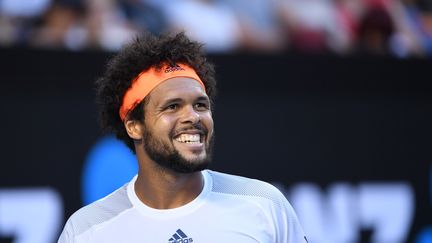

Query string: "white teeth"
[[175, 134, 201, 143]]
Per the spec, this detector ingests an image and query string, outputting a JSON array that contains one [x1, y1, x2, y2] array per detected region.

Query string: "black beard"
[[142, 124, 214, 173]]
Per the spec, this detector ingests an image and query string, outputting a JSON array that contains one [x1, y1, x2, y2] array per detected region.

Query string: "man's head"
[[95, 32, 217, 172]]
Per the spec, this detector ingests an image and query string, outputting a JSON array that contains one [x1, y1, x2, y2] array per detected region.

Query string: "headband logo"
[[164, 64, 185, 73]]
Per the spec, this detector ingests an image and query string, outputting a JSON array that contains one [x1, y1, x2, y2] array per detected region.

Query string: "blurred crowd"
[[1, 0, 431, 57]]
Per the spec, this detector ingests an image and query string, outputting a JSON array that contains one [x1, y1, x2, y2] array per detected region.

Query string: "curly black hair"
[[95, 32, 217, 153]]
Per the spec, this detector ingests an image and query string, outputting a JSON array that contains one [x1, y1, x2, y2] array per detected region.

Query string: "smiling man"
[[58, 32, 307, 243]]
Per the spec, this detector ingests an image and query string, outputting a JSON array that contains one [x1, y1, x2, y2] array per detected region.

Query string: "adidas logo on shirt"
[[164, 64, 185, 73], [168, 229, 193, 243]]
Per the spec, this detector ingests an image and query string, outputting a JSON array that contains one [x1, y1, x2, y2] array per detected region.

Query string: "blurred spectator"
[[83, 0, 137, 50], [1, 0, 432, 57], [332, 0, 364, 53], [30, 0, 86, 49], [0, 0, 52, 46], [283, 0, 344, 53], [153, 0, 242, 53], [0, 0, 51, 17], [218, 0, 290, 53], [395, 0, 432, 56], [419, 9, 432, 54], [118, 0, 167, 35], [354, 4, 395, 55]]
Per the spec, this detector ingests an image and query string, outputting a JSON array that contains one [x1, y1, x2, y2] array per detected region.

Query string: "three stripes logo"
[[168, 229, 193, 243], [164, 64, 185, 73]]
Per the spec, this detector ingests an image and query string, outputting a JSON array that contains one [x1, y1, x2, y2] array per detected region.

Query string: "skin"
[[124, 77, 214, 209]]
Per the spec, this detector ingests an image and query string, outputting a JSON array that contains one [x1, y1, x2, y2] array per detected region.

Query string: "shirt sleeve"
[[271, 187, 308, 243], [57, 220, 73, 243]]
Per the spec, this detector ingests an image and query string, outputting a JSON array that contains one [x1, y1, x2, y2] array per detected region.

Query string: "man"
[[58, 32, 307, 243]]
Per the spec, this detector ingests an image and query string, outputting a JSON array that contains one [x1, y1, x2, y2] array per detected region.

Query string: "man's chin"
[[177, 156, 210, 172], [152, 152, 210, 174], [169, 161, 209, 174], [180, 152, 207, 162]]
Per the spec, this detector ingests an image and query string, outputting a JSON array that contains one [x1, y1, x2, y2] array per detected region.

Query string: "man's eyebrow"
[[160, 98, 183, 106], [196, 96, 210, 102], [159, 96, 209, 106]]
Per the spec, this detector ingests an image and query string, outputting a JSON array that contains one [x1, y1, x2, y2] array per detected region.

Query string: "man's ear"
[[124, 120, 144, 140]]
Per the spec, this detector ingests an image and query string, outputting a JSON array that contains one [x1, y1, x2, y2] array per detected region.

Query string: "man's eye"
[[195, 103, 209, 110], [166, 104, 178, 110]]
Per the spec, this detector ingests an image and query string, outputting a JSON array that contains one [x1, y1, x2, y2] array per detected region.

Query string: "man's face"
[[141, 77, 214, 173]]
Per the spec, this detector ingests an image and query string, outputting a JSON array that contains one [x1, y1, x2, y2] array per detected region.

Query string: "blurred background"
[[0, 0, 431, 243], [1, 0, 432, 56]]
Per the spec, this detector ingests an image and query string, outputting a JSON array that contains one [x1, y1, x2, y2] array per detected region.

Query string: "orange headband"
[[119, 63, 205, 121]]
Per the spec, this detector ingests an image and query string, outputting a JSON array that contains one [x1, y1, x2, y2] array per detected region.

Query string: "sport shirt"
[[58, 170, 307, 243]]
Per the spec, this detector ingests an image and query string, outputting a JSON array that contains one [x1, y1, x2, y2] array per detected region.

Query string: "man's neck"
[[134, 166, 204, 209]]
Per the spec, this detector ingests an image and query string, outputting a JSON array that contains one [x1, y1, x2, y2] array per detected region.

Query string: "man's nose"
[[180, 106, 200, 124]]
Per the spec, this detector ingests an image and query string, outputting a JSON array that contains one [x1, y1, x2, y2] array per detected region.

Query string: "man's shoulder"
[[64, 183, 133, 237], [206, 170, 287, 206]]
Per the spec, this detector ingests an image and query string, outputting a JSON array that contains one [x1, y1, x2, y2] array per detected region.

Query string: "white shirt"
[[58, 170, 307, 243]]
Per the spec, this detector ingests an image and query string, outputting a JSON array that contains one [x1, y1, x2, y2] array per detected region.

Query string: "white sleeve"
[[271, 189, 308, 243], [57, 220, 73, 243]]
